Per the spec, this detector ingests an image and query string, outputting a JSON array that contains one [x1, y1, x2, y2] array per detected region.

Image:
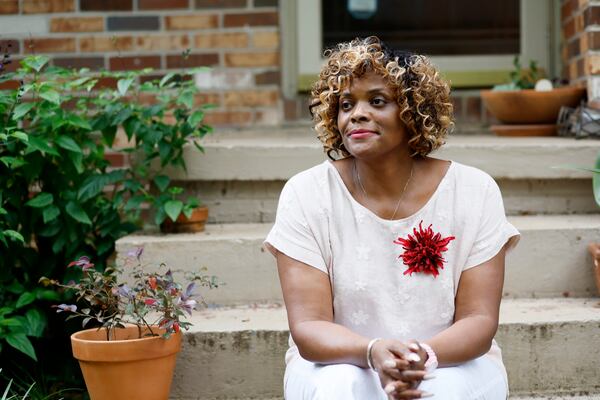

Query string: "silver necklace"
[[353, 159, 414, 220]]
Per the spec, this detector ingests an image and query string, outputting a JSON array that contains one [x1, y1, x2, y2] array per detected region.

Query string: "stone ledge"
[[116, 214, 600, 305], [162, 133, 600, 180], [168, 298, 600, 399]]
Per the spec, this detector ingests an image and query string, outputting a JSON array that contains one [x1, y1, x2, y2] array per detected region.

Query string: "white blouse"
[[265, 159, 520, 381]]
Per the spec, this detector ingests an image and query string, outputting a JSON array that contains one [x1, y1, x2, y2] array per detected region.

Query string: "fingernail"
[[384, 384, 395, 394], [408, 343, 420, 351], [423, 374, 436, 380], [383, 360, 396, 368], [407, 353, 421, 363], [420, 392, 434, 398]]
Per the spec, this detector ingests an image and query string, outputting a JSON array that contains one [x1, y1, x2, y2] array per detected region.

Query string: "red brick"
[[165, 15, 218, 30], [194, 32, 248, 48], [0, 0, 18, 14], [0, 39, 20, 54], [104, 152, 127, 167], [568, 37, 580, 58], [464, 96, 482, 122], [107, 16, 160, 31], [109, 55, 161, 71], [95, 77, 118, 89], [223, 89, 278, 106], [224, 11, 278, 27], [252, 31, 279, 48], [255, 70, 280, 85], [203, 110, 252, 125], [139, 0, 188, 9], [136, 35, 190, 51], [224, 51, 278, 67], [193, 92, 221, 106], [562, 0, 575, 20], [0, 80, 21, 90], [589, 31, 600, 49], [80, 36, 134, 52], [283, 98, 298, 120], [563, 18, 575, 39], [23, 0, 74, 13], [24, 38, 76, 54], [450, 96, 463, 120], [80, 0, 132, 11], [166, 53, 219, 68], [51, 17, 104, 33], [584, 5, 600, 26], [194, 0, 246, 8], [53, 56, 105, 70]]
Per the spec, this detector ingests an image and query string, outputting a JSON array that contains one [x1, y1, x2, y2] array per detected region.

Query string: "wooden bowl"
[[489, 124, 556, 137]]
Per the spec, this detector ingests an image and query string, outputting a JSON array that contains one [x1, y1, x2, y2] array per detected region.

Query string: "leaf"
[[164, 200, 183, 222], [27, 136, 60, 156], [124, 195, 145, 211], [65, 201, 92, 225], [12, 103, 35, 120], [188, 110, 204, 126], [34, 289, 60, 301], [22, 55, 49, 72], [153, 175, 170, 193], [594, 153, 600, 208], [26, 193, 53, 208], [66, 114, 92, 130], [117, 78, 135, 97], [0, 318, 22, 328], [78, 170, 126, 202], [178, 91, 194, 109], [42, 205, 60, 223], [55, 135, 82, 153], [159, 72, 176, 88], [3, 230, 24, 243], [68, 152, 84, 174], [10, 131, 28, 143], [39, 89, 61, 105], [24, 309, 46, 338], [15, 292, 36, 309], [5, 334, 37, 361]]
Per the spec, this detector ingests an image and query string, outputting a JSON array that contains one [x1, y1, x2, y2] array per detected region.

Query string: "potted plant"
[[40, 248, 217, 400], [481, 56, 586, 136]]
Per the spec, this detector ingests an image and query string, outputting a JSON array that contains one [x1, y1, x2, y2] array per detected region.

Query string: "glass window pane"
[[322, 0, 520, 55]]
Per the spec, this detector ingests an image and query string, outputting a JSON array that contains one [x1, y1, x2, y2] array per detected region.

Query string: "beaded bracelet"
[[419, 342, 438, 371], [366, 338, 382, 370]]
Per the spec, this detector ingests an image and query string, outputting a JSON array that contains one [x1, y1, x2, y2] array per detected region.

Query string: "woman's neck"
[[353, 153, 418, 200]]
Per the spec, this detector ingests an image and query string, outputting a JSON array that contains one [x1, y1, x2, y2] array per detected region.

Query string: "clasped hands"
[[371, 339, 434, 399]]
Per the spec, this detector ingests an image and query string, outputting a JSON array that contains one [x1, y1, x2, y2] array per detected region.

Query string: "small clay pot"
[[160, 206, 209, 233], [588, 242, 600, 297]]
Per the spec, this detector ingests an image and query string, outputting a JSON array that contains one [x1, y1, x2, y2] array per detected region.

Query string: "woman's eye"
[[340, 101, 353, 110], [371, 97, 386, 106]]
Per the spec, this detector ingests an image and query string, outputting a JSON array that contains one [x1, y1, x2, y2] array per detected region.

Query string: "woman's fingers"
[[394, 389, 434, 399]]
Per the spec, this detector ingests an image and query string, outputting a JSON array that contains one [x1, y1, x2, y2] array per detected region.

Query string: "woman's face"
[[337, 71, 409, 160]]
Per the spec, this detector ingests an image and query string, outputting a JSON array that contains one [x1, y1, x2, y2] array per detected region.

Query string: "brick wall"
[[561, 0, 600, 98], [0, 0, 281, 127]]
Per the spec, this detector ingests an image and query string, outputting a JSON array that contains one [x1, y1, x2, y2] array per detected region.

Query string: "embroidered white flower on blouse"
[[318, 206, 329, 218], [355, 210, 367, 224], [441, 277, 453, 290], [394, 291, 411, 305], [354, 280, 367, 291], [317, 176, 327, 188], [356, 244, 371, 261], [395, 324, 410, 337], [351, 309, 369, 326]]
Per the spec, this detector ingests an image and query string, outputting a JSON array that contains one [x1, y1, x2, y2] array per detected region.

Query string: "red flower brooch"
[[394, 221, 455, 277]]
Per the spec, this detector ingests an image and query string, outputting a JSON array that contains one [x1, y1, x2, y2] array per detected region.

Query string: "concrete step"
[[159, 133, 600, 222], [168, 298, 600, 399], [116, 215, 600, 305]]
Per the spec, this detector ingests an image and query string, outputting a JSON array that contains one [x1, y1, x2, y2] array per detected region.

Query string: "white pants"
[[284, 355, 508, 400]]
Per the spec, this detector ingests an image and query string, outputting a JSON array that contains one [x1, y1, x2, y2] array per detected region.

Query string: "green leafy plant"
[[41, 249, 217, 340], [493, 56, 541, 91], [0, 52, 212, 385]]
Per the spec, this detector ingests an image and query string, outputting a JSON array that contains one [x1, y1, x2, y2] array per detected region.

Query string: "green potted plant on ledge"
[[481, 56, 586, 136], [41, 248, 217, 400]]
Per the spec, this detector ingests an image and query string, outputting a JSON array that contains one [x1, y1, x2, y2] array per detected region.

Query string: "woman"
[[264, 36, 519, 399]]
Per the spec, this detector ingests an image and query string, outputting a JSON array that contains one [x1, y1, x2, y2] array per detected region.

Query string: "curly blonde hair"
[[309, 36, 454, 159]]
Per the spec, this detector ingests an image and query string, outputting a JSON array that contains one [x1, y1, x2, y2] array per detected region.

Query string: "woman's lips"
[[348, 130, 376, 139]]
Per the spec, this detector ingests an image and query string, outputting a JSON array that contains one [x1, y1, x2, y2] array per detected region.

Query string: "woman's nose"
[[350, 102, 370, 123]]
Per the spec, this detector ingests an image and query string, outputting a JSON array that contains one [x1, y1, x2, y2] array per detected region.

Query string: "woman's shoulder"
[[284, 161, 333, 190], [448, 160, 496, 189]]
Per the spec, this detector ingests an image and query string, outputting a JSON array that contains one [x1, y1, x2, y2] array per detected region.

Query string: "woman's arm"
[[423, 246, 507, 366], [276, 250, 371, 365]]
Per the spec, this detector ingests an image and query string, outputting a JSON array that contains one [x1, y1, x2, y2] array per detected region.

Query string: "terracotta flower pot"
[[160, 205, 209, 233], [588, 243, 600, 297], [481, 86, 586, 124], [71, 326, 182, 400]]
